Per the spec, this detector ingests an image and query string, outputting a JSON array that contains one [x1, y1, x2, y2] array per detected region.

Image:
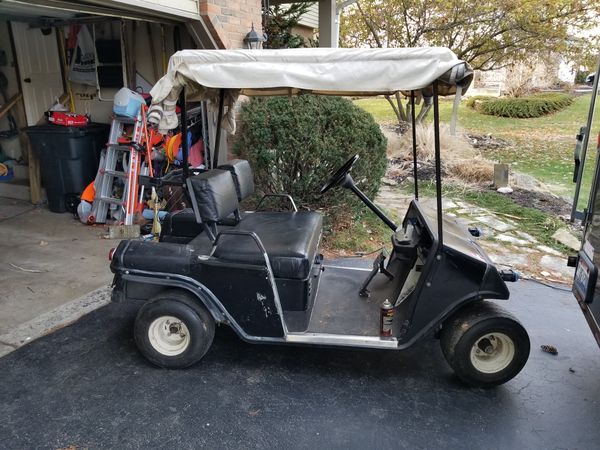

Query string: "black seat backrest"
[[186, 169, 239, 240], [218, 159, 255, 201]]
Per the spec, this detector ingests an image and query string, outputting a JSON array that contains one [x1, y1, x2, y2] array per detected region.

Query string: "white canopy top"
[[148, 47, 472, 132]]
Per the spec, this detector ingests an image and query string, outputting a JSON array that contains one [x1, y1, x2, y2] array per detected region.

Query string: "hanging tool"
[[57, 27, 76, 113], [141, 104, 165, 237], [146, 22, 160, 83], [160, 24, 167, 74]]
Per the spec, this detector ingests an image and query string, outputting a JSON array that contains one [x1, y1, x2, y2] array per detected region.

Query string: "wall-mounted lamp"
[[243, 23, 267, 50]]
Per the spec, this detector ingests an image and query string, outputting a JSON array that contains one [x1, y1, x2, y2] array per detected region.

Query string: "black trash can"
[[24, 123, 109, 213]]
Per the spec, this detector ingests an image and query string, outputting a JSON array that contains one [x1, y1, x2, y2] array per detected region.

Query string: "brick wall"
[[200, 0, 263, 49]]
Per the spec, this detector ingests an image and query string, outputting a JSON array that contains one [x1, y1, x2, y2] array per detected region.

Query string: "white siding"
[[298, 3, 318, 29]]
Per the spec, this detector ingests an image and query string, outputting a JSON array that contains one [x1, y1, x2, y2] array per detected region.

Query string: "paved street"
[[1, 281, 599, 449]]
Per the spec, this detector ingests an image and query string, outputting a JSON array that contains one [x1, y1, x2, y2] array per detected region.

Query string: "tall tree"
[[341, 0, 599, 71], [263, 3, 314, 49], [340, 0, 600, 123]]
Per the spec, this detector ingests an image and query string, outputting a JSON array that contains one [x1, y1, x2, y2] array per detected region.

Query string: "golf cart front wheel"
[[134, 290, 215, 369], [440, 302, 530, 388]]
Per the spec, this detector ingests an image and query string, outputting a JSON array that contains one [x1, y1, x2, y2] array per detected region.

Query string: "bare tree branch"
[[355, 1, 383, 48]]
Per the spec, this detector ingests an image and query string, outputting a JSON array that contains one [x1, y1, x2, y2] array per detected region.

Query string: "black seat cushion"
[[160, 208, 203, 242], [190, 211, 322, 280], [187, 169, 239, 224], [219, 159, 255, 201]]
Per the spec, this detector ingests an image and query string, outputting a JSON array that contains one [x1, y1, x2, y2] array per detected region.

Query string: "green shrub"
[[465, 95, 494, 109], [233, 95, 387, 212], [477, 92, 573, 118], [575, 70, 589, 85]]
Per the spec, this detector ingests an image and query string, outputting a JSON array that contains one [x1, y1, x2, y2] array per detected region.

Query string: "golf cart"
[[110, 47, 530, 387]]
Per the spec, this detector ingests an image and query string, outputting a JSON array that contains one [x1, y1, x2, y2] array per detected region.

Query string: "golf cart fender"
[[113, 271, 287, 344], [429, 262, 511, 325], [478, 262, 510, 300], [109, 239, 226, 320], [417, 263, 510, 342], [399, 295, 483, 348], [435, 298, 523, 344], [112, 271, 227, 324], [399, 257, 509, 347]]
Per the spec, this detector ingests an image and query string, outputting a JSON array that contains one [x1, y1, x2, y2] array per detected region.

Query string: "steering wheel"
[[320, 154, 360, 194]]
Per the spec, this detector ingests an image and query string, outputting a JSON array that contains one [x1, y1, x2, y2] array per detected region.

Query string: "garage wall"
[[7, 6, 258, 128], [68, 21, 196, 124], [5, 8, 254, 161], [200, 0, 263, 49], [0, 21, 26, 160], [0, 22, 19, 108]]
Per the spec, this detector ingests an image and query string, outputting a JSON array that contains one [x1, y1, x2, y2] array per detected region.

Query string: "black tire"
[[440, 302, 530, 388], [134, 290, 215, 369]]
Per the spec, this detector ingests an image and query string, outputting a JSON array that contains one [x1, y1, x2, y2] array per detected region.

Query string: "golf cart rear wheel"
[[440, 302, 530, 388], [134, 290, 215, 369]]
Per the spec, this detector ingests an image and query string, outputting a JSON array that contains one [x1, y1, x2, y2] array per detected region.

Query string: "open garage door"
[[0, 0, 195, 23], [11, 23, 64, 125]]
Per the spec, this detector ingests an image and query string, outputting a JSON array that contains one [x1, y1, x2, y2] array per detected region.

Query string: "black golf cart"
[[110, 47, 530, 387]]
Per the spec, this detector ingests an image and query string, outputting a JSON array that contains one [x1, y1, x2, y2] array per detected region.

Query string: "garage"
[[0, 0, 239, 346]]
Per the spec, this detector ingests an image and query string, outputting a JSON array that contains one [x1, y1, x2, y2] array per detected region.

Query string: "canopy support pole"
[[212, 89, 226, 169], [410, 91, 418, 200], [180, 87, 189, 181], [432, 81, 443, 250], [201, 101, 211, 169]]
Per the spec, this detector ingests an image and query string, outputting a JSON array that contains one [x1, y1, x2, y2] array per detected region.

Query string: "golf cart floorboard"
[[295, 264, 399, 336]]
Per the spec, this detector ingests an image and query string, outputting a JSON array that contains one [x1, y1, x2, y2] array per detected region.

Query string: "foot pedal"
[[359, 251, 394, 297]]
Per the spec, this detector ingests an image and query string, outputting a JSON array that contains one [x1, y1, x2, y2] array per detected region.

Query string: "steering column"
[[321, 155, 399, 232]]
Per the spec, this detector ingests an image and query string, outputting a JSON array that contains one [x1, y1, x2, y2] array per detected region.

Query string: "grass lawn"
[[355, 94, 600, 208]]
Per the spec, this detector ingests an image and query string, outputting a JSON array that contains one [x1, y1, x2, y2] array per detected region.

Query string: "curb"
[[0, 286, 112, 358]]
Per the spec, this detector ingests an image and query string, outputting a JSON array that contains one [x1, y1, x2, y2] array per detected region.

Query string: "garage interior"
[[0, 0, 204, 345]]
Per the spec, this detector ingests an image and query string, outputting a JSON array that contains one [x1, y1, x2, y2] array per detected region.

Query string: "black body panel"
[[276, 274, 314, 311], [393, 201, 509, 344], [111, 240, 285, 338], [116, 240, 195, 275], [191, 261, 285, 338]]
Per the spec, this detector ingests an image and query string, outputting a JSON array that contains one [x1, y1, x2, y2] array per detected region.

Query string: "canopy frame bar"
[[410, 90, 419, 200], [180, 88, 227, 174], [180, 88, 189, 180], [432, 81, 443, 250], [212, 89, 226, 169]]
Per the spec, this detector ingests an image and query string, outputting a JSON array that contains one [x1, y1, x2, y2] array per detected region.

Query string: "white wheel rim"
[[148, 315, 191, 356], [469, 332, 515, 374]]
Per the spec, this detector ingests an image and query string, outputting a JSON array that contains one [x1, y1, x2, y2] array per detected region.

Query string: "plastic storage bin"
[[113, 88, 145, 118], [24, 123, 109, 213]]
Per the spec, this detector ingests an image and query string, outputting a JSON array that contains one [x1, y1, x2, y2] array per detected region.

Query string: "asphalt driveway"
[[1, 281, 599, 449]]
